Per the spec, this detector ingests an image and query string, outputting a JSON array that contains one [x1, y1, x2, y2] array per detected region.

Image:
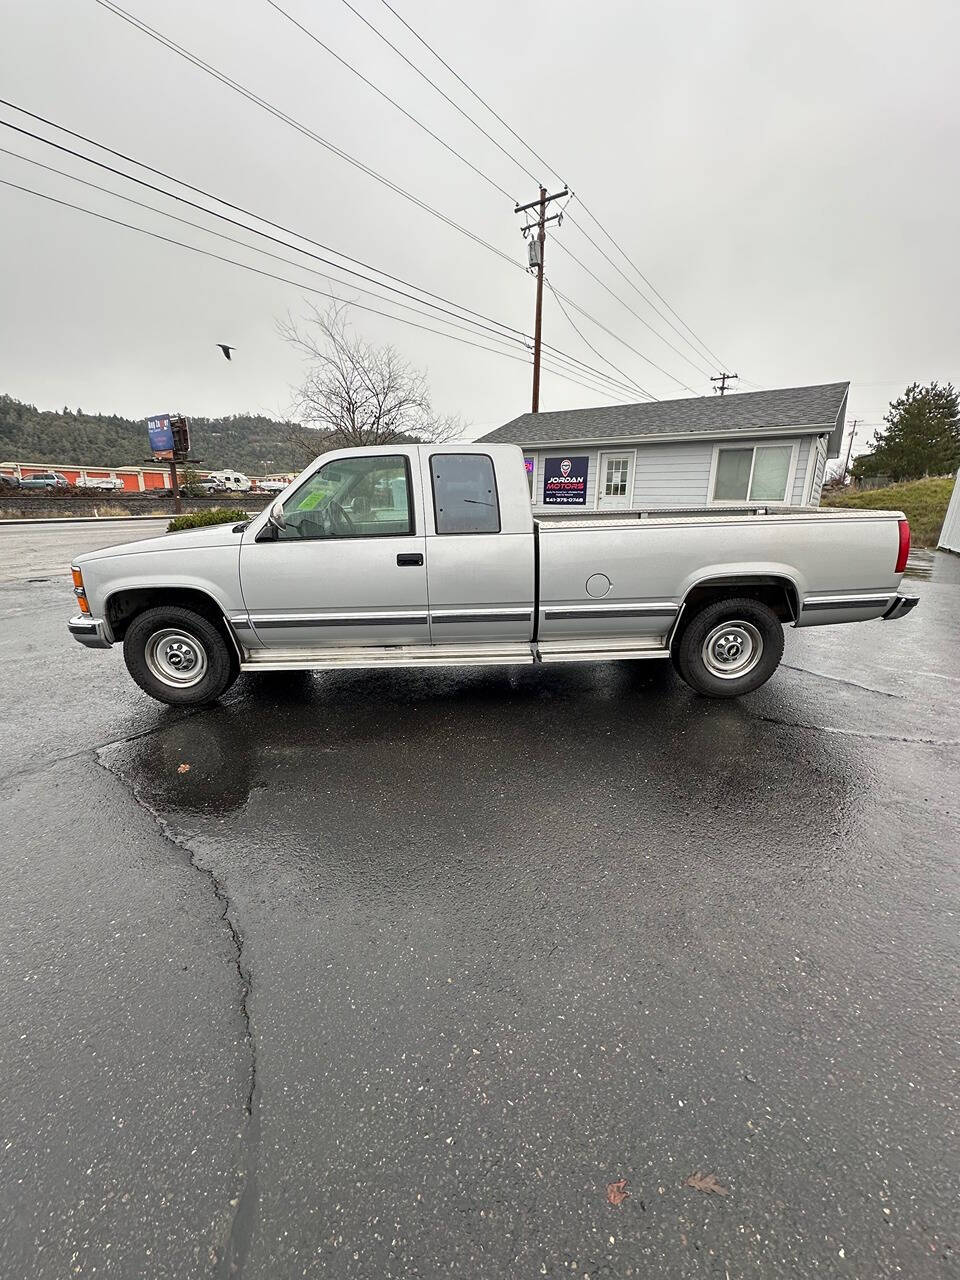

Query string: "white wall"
[[938, 470, 960, 552], [524, 435, 820, 513]]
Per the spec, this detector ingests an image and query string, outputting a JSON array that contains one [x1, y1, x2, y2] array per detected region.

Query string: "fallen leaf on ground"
[[606, 1179, 630, 1206], [177, 763, 191, 774], [684, 1171, 728, 1196]]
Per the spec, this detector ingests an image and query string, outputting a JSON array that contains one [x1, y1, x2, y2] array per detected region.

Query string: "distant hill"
[[0, 393, 306, 475]]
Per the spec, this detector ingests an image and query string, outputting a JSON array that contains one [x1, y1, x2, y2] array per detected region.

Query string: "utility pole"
[[711, 372, 739, 396], [167, 458, 182, 515], [840, 418, 859, 486], [515, 185, 568, 412]]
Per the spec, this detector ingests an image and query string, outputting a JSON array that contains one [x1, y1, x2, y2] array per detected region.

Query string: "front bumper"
[[67, 614, 112, 649], [882, 594, 920, 621]]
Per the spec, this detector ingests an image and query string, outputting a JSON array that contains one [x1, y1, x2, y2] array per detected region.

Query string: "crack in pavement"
[[749, 713, 960, 747], [0, 712, 206, 794], [95, 739, 260, 1279], [780, 663, 905, 699]]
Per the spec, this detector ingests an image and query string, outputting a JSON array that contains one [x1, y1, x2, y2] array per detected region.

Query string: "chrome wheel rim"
[[145, 628, 208, 688], [701, 620, 763, 679]]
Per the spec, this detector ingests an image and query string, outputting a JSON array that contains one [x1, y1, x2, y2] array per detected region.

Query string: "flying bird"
[[217, 344, 235, 361]]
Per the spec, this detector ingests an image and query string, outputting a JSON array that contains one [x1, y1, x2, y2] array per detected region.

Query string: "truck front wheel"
[[123, 606, 238, 706], [672, 597, 784, 698]]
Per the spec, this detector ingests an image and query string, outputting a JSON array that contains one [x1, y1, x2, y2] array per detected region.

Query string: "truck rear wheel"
[[123, 606, 237, 707], [672, 597, 784, 698]]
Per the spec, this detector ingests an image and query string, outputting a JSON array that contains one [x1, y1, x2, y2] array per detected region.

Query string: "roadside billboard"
[[147, 413, 190, 460], [147, 413, 174, 459]]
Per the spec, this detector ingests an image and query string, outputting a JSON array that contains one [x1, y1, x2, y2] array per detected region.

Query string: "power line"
[[566, 204, 730, 371], [0, 175, 630, 404], [91, 0, 522, 272], [545, 279, 653, 401], [263, 0, 515, 203], [374, 0, 559, 186], [549, 285, 700, 394], [0, 100, 520, 343], [0, 106, 639, 398], [343, 0, 542, 186], [0, 146, 525, 353], [563, 210, 723, 371], [369, 0, 732, 374], [551, 237, 713, 380], [86, 5, 694, 400]]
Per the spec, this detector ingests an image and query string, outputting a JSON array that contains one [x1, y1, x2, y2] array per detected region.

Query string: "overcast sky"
[[2, 0, 958, 453]]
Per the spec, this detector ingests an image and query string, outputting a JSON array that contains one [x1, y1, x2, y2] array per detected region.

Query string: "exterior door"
[[238, 452, 428, 648], [597, 451, 635, 511]]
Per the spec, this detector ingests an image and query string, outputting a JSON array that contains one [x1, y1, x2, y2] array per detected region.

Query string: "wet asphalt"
[[0, 525, 958, 1279]]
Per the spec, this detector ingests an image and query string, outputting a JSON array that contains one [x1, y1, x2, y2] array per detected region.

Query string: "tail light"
[[895, 519, 910, 574], [71, 565, 90, 614]]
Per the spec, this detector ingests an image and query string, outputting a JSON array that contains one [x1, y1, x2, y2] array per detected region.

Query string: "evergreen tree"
[[853, 382, 960, 481]]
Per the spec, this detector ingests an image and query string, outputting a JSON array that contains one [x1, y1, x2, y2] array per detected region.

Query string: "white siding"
[[809, 439, 828, 506], [791, 436, 812, 505], [526, 436, 813, 512], [632, 441, 715, 507], [938, 470, 960, 552]]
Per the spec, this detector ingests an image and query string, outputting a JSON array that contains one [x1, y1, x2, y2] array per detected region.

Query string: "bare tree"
[[279, 303, 464, 460]]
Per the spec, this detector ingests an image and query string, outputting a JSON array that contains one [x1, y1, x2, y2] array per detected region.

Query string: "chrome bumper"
[[882, 594, 920, 621], [67, 614, 112, 649]]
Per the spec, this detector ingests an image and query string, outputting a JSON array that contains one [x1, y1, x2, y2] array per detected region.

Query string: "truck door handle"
[[396, 553, 424, 566]]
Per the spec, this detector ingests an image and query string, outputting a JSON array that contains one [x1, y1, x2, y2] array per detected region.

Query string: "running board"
[[241, 641, 536, 671], [241, 636, 671, 671], [536, 636, 670, 663]]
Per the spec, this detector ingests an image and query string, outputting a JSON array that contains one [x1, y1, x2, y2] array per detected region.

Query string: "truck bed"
[[537, 506, 904, 529]]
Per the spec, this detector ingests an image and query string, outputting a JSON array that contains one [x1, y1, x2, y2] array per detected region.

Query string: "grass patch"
[[167, 507, 250, 532], [821, 475, 956, 546]]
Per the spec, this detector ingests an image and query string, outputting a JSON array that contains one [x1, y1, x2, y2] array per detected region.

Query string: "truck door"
[[238, 451, 428, 648], [423, 450, 535, 644]]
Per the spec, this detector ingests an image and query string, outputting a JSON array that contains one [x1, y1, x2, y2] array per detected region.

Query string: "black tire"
[[123, 606, 238, 707], [672, 596, 784, 698]]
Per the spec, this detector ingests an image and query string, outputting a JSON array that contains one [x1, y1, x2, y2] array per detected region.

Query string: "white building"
[[482, 382, 848, 515]]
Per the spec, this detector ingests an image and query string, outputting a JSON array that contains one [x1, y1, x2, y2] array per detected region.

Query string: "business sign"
[[147, 413, 174, 459], [543, 455, 589, 505], [147, 413, 191, 460]]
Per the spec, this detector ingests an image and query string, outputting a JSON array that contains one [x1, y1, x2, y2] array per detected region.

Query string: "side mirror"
[[267, 501, 286, 531]]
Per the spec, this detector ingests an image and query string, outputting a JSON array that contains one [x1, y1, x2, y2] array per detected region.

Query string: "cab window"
[[279, 455, 413, 539], [431, 454, 500, 534]]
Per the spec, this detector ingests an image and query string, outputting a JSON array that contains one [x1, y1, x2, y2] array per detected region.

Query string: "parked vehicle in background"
[[205, 470, 252, 493], [0, 472, 20, 489], [67, 443, 920, 708], [258, 476, 292, 493], [20, 471, 70, 490], [75, 475, 125, 492]]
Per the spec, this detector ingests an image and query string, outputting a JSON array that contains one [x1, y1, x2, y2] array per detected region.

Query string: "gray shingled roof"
[[484, 382, 849, 447]]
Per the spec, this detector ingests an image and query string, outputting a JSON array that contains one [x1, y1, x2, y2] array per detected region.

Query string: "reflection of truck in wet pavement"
[[67, 443, 919, 707]]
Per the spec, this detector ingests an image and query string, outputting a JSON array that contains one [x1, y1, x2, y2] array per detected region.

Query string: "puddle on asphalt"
[[903, 548, 960, 583]]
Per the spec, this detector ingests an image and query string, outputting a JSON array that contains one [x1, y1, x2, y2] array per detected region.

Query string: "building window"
[[712, 444, 794, 503], [604, 455, 630, 498]]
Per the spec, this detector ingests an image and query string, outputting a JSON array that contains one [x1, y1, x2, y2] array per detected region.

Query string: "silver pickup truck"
[[68, 443, 918, 706]]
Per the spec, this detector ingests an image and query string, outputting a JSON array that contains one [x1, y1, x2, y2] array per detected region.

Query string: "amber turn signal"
[[71, 566, 90, 614]]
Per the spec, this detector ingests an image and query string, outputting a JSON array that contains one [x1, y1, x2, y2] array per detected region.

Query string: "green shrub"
[[167, 507, 250, 532], [821, 475, 956, 547]]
